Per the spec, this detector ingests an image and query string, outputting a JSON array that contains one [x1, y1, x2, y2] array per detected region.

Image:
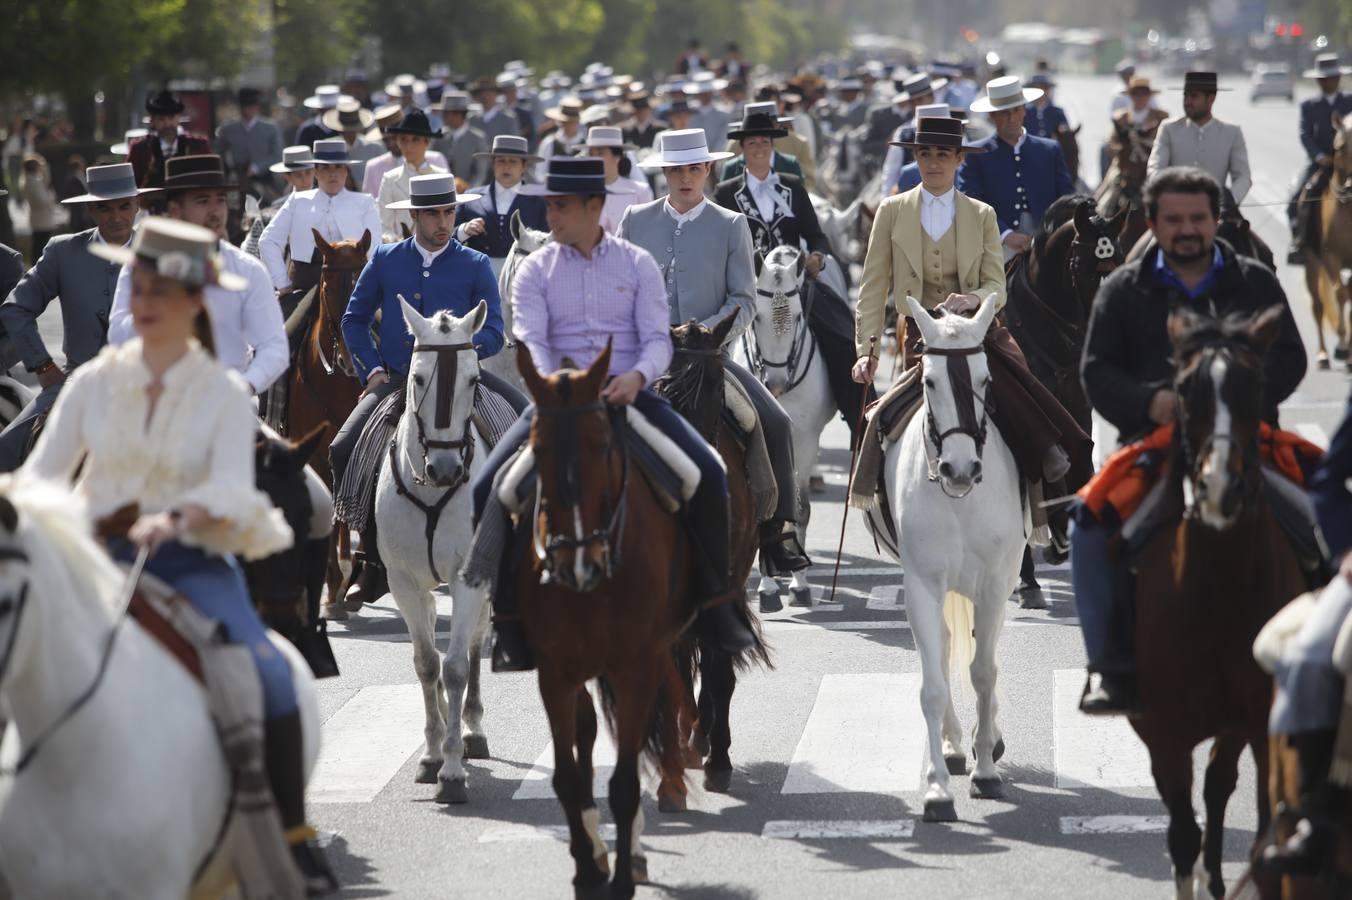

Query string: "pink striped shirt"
[[512, 232, 673, 386]]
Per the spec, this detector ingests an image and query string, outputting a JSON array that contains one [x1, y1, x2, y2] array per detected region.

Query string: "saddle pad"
[[848, 365, 921, 512], [333, 388, 404, 532], [723, 377, 757, 435]]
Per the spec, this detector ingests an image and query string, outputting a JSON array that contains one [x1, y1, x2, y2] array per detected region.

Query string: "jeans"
[[0, 382, 60, 473], [1069, 508, 1135, 675]]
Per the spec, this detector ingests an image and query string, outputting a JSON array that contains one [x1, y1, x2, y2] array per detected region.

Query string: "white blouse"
[[23, 340, 293, 560]]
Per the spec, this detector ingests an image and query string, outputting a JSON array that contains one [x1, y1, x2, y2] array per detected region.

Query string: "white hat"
[[385, 173, 479, 210], [640, 129, 735, 169], [583, 126, 637, 151], [383, 74, 428, 101], [970, 75, 1044, 113], [110, 128, 149, 156], [580, 104, 613, 126], [269, 145, 315, 174], [302, 84, 353, 110]]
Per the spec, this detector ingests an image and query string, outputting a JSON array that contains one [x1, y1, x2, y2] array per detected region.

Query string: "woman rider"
[[22, 217, 338, 894]]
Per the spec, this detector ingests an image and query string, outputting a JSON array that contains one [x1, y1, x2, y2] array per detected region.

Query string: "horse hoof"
[[462, 734, 490, 760], [922, 799, 958, 823], [1018, 585, 1047, 610], [631, 855, 650, 885], [1318, 354, 1331, 371], [657, 791, 688, 813], [704, 765, 733, 793], [758, 589, 783, 614], [690, 731, 711, 758], [1336, 345, 1349, 361], [415, 759, 440, 784], [322, 602, 348, 622], [342, 595, 366, 613], [574, 881, 608, 900], [970, 776, 1006, 800], [789, 586, 813, 608], [945, 754, 968, 776], [993, 738, 1006, 763], [435, 777, 469, 804]]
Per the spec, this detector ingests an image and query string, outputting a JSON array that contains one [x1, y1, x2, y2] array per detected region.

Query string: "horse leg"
[[461, 595, 490, 760], [607, 664, 662, 899], [969, 588, 1007, 800], [388, 569, 446, 784], [1198, 730, 1245, 898], [433, 582, 487, 803], [538, 678, 607, 899], [906, 579, 958, 822], [1304, 259, 1330, 368], [938, 613, 965, 775], [1150, 739, 1203, 900], [323, 530, 350, 621], [658, 645, 695, 812], [756, 567, 783, 613], [576, 689, 610, 877], [787, 424, 823, 609], [702, 650, 736, 793]]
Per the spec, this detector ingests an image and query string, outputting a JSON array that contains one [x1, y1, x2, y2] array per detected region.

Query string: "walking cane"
[[829, 336, 876, 604]]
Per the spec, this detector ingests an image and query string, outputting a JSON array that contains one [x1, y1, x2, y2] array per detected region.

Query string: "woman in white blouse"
[[23, 217, 337, 894], [585, 126, 653, 233]]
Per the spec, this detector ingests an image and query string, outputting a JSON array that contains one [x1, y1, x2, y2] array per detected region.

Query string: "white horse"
[[486, 210, 552, 395], [0, 477, 320, 899], [734, 245, 837, 609], [375, 297, 491, 804], [865, 295, 1025, 823]]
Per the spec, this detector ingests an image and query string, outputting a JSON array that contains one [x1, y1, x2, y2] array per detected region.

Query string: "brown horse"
[[515, 343, 695, 900], [1053, 122, 1082, 189], [1130, 305, 1308, 899], [1096, 117, 1152, 251], [654, 313, 769, 809], [1301, 113, 1352, 371]]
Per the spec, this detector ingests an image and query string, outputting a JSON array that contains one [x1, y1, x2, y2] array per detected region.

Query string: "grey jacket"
[[0, 229, 120, 372], [433, 126, 490, 187], [215, 117, 285, 176], [616, 198, 756, 343]]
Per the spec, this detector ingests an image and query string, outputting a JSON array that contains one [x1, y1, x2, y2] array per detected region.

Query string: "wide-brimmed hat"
[[322, 98, 376, 133], [640, 128, 734, 169], [162, 155, 239, 193], [545, 98, 584, 122], [110, 128, 149, 156], [1304, 53, 1352, 79], [913, 103, 967, 125], [1125, 76, 1160, 95], [310, 138, 355, 165], [1173, 71, 1230, 93], [583, 126, 637, 152], [384, 74, 428, 101], [890, 116, 988, 153], [237, 87, 263, 108], [727, 101, 788, 141], [1028, 72, 1056, 89], [580, 104, 613, 127], [145, 89, 186, 117], [302, 84, 353, 110], [437, 91, 471, 113], [384, 108, 443, 138], [90, 217, 247, 291], [386, 172, 479, 210], [663, 98, 695, 116], [519, 157, 624, 197], [269, 145, 315, 173], [373, 103, 404, 130], [541, 71, 572, 90], [970, 75, 1044, 113], [1115, 59, 1137, 76], [62, 162, 160, 204], [468, 77, 499, 95], [474, 134, 543, 162], [892, 72, 950, 105]]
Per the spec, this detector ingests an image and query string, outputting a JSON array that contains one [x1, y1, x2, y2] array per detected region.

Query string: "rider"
[[377, 108, 447, 243], [267, 145, 317, 215], [1287, 53, 1352, 266], [1023, 72, 1069, 140], [333, 173, 525, 607], [1147, 72, 1251, 205], [453, 134, 547, 266], [893, 105, 966, 195], [469, 155, 753, 672], [620, 127, 809, 573], [0, 163, 158, 471], [23, 216, 337, 892], [1075, 167, 1307, 714], [1109, 76, 1170, 174], [126, 89, 211, 193]]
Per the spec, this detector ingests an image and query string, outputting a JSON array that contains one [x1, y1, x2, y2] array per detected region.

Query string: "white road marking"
[[866, 584, 904, 610], [762, 819, 915, 839], [480, 823, 618, 844], [763, 619, 909, 632], [1294, 422, 1328, 448], [1052, 669, 1154, 789], [311, 684, 427, 803], [781, 674, 926, 794], [1060, 815, 1170, 835], [513, 690, 663, 800]]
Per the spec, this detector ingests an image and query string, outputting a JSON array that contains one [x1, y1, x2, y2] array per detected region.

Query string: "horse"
[[0, 477, 321, 899], [1096, 117, 1152, 251], [1128, 305, 1308, 900], [733, 246, 836, 610], [811, 191, 867, 267], [654, 313, 769, 807], [1301, 112, 1352, 371], [866, 294, 1025, 823], [1053, 122, 1085, 192], [374, 297, 492, 804], [487, 210, 552, 395], [514, 342, 694, 900]]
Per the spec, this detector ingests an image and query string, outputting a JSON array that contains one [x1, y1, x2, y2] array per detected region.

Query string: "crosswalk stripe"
[[311, 684, 427, 804], [1060, 815, 1170, 835], [781, 673, 926, 794], [1294, 422, 1328, 447], [763, 619, 909, 632], [1052, 669, 1153, 789], [866, 584, 904, 610], [762, 819, 915, 839], [479, 823, 617, 844]]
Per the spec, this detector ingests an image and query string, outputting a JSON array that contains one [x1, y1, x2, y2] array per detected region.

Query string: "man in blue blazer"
[[1288, 53, 1352, 264], [454, 134, 547, 271], [1023, 73, 1071, 139], [960, 76, 1076, 257], [334, 172, 524, 604]]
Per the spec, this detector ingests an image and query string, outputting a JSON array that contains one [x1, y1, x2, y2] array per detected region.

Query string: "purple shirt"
[[512, 232, 673, 386]]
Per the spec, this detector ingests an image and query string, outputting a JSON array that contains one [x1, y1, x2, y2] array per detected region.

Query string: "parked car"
[[1252, 64, 1295, 102]]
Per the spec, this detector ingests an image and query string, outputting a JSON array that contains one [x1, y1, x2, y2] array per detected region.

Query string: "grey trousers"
[[725, 361, 799, 524], [0, 382, 60, 473]]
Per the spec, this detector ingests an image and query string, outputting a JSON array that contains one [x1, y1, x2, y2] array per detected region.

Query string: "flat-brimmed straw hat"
[[322, 98, 377, 133], [90, 217, 247, 291], [1123, 76, 1160, 95], [473, 134, 543, 162], [519, 157, 625, 197], [970, 76, 1044, 113], [640, 129, 734, 168], [270, 145, 315, 174], [545, 98, 584, 122], [302, 84, 353, 110], [309, 138, 355, 165], [385, 173, 479, 210], [727, 102, 788, 141], [162, 155, 239, 193], [891, 72, 950, 105], [890, 117, 988, 153], [583, 126, 638, 152], [1304, 53, 1352, 79], [62, 163, 160, 204]]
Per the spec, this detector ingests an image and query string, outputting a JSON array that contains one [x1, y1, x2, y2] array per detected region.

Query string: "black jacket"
[[714, 172, 830, 259], [1081, 239, 1306, 442], [1311, 388, 1352, 560]]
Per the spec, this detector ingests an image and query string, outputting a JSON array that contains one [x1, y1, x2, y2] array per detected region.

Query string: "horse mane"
[[1170, 310, 1268, 370], [1034, 193, 1093, 257]]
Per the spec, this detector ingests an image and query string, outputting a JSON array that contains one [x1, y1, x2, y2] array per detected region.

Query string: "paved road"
[[20, 72, 1344, 899]]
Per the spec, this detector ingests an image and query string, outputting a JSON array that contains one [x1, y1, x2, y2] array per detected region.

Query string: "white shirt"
[[108, 240, 288, 394], [491, 181, 519, 214], [378, 158, 448, 243], [415, 237, 450, 267], [920, 187, 956, 242], [258, 187, 381, 289], [746, 170, 781, 221], [599, 178, 653, 233], [664, 196, 707, 226]]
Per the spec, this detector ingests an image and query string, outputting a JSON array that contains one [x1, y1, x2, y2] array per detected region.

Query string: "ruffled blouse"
[[23, 339, 293, 560]]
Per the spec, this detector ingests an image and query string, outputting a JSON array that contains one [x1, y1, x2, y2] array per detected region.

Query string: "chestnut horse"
[[1130, 306, 1308, 900], [1096, 117, 1152, 252], [515, 343, 694, 900], [1301, 112, 1352, 371]]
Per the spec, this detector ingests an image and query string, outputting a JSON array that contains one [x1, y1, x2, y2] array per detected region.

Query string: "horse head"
[[660, 310, 740, 443], [517, 341, 624, 593], [498, 211, 554, 312], [313, 229, 371, 375], [1334, 113, 1352, 188], [748, 246, 809, 396], [1168, 305, 1285, 530], [1069, 199, 1127, 309], [398, 296, 486, 488], [904, 294, 998, 498], [247, 424, 328, 614]]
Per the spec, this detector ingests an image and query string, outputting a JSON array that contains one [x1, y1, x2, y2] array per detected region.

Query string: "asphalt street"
[[19, 71, 1348, 900]]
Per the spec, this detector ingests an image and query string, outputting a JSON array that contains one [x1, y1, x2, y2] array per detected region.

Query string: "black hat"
[[162, 154, 239, 192], [519, 157, 623, 197], [727, 102, 788, 141], [384, 107, 443, 138], [237, 87, 263, 108], [890, 117, 988, 153], [146, 89, 185, 117], [1177, 71, 1230, 93]]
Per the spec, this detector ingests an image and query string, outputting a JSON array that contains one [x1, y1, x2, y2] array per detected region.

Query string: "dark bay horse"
[[1130, 306, 1308, 899], [654, 313, 769, 808], [1053, 122, 1083, 191], [515, 343, 695, 900], [1096, 118, 1151, 251]]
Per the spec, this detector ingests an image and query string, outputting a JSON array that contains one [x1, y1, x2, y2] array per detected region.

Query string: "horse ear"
[[290, 422, 329, 475], [972, 293, 999, 336], [711, 308, 740, 346], [398, 293, 427, 340], [0, 495, 18, 534], [516, 343, 547, 398], [1110, 202, 1132, 232], [357, 229, 372, 255], [400, 221, 412, 241], [1073, 199, 1094, 236], [753, 250, 764, 278], [902, 295, 938, 345], [510, 209, 523, 241], [1246, 305, 1287, 349], [581, 339, 612, 398], [1166, 307, 1202, 350], [468, 298, 488, 335], [312, 228, 332, 256]]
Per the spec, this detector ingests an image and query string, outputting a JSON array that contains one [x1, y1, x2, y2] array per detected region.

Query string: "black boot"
[[759, 522, 810, 576], [265, 712, 338, 896], [490, 524, 535, 673], [692, 600, 755, 654], [344, 526, 386, 611], [1262, 730, 1339, 877], [1078, 671, 1138, 716]]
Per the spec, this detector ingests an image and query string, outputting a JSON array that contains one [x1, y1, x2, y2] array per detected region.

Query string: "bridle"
[[919, 344, 994, 500], [741, 284, 817, 393], [1174, 343, 1262, 521], [1069, 227, 1123, 303], [531, 401, 629, 589], [316, 260, 361, 378]]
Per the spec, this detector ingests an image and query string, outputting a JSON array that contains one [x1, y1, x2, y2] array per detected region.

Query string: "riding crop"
[[829, 335, 876, 604]]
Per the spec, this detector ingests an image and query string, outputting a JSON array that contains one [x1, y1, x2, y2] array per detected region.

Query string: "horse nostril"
[[970, 461, 983, 481], [938, 461, 954, 479], [425, 462, 438, 480]]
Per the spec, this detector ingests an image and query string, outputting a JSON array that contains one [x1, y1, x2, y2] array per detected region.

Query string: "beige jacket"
[[855, 186, 1006, 359]]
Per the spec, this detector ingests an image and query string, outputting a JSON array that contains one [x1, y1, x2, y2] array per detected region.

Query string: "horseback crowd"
[[1, 43, 1352, 900]]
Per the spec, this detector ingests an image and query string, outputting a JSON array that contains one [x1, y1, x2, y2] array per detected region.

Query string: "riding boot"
[[759, 521, 810, 576], [265, 712, 339, 896], [490, 525, 535, 673], [344, 528, 387, 609], [1262, 730, 1340, 877], [686, 492, 755, 654]]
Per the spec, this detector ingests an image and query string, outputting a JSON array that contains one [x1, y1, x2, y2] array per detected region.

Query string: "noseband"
[[1069, 231, 1123, 301], [1175, 344, 1262, 520], [742, 284, 817, 392], [920, 344, 993, 500], [317, 261, 362, 378]]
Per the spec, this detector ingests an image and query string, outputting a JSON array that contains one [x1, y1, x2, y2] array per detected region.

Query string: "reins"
[[918, 343, 994, 500]]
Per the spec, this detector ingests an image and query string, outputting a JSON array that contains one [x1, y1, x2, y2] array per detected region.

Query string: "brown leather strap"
[[94, 503, 141, 540]]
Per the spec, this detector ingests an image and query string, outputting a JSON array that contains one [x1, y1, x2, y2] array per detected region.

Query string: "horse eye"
[[924, 378, 935, 389], [413, 374, 425, 387]]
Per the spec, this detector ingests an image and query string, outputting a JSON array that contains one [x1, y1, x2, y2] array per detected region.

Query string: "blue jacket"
[[1024, 102, 1070, 139], [341, 238, 504, 382], [1311, 390, 1352, 561], [454, 183, 548, 258], [958, 132, 1075, 234], [1300, 93, 1352, 162]]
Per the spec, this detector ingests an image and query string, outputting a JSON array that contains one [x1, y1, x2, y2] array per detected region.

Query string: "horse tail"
[[943, 590, 976, 693], [596, 656, 689, 799]]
